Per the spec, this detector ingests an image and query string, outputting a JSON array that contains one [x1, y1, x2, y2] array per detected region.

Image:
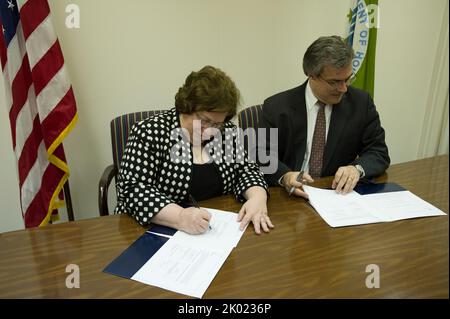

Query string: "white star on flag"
[[7, 0, 15, 10]]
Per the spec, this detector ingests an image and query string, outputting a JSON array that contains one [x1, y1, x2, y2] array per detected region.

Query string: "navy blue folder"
[[147, 224, 178, 236], [103, 224, 177, 279], [354, 182, 405, 195]]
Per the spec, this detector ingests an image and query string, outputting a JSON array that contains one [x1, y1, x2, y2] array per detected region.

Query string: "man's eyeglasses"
[[319, 72, 356, 89], [194, 113, 225, 129]]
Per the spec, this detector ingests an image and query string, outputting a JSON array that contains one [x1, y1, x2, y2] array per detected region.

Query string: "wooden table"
[[0, 155, 448, 298]]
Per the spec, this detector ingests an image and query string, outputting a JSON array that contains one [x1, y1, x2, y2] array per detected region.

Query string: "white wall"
[[0, 0, 448, 232], [376, 0, 449, 162]]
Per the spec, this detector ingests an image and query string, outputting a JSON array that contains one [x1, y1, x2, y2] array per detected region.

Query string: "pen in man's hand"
[[189, 194, 212, 230], [289, 145, 310, 197], [288, 171, 307, 197]]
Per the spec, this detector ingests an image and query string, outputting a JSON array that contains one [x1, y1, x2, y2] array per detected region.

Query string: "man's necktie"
[[309, 101, 326, 178]]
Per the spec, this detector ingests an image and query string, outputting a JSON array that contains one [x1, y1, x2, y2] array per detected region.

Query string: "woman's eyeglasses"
[[194, 113, 225, 129]]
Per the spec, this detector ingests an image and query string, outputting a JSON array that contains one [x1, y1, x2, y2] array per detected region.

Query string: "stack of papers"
[[104, 208, 245, 298], [303, 184, 446, 227]]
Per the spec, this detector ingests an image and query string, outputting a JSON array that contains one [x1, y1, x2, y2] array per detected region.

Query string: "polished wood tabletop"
[[0, 155, 448, 298]]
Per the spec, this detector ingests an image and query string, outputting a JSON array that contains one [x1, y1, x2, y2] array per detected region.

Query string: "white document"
[[173, 208, 246, 250], [131, 208, 244, 298], [362, 191, 447, 222], [303, 185, 446, 227], [303, 186, 381, 227], [132, 238, 232, 298]]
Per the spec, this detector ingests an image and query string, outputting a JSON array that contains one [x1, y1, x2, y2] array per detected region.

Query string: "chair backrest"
[[111, 105, 262, 171], [237, 104, 263, 152], [110, 110, 165, 172]]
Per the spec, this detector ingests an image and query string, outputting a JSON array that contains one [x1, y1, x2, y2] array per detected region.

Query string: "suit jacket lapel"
[[323, 95, 349, 173], [291, 83, 308, 171]]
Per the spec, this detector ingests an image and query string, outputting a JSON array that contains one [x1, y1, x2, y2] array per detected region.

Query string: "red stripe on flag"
[[19, 0, 51, 41], [40, 87, 77, 148], [17, 115, 42, 187], [31, 41, 64, 96], [8, 55, 33, 149], [23, 162, 64, 228], [23, 189, 47, 227], [53, 141, 67, 163]]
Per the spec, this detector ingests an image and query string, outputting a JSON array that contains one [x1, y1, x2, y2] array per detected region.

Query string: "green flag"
[[346, 0, 379, 98]]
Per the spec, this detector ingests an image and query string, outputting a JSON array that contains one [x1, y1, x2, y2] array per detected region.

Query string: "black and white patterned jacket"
[[114, 108, 268, 226]]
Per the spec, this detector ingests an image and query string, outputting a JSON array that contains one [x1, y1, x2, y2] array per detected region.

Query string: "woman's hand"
[[238, 187, 274, 235], [178, 207, 211, 235]]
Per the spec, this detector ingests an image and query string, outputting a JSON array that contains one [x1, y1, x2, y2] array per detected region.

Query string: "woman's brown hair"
[[175, 65, 240, 121]]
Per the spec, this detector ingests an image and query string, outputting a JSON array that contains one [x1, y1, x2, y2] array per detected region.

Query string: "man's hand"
[[281, 171, 314, 199], [332, 165, 360, 194]]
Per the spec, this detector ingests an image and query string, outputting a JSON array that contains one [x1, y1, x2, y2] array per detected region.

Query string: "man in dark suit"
[[258, 35, 390, 198]]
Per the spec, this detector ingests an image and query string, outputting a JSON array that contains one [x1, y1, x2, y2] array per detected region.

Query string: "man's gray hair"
[[302, 35, 355, 77]]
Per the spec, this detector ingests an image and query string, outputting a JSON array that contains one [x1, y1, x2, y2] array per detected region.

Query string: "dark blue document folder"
[[354, 182, 405, 195], [103, 225, 177, 279]]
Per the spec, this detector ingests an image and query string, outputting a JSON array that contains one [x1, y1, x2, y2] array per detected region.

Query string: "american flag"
[[0, 0, 77, 228]]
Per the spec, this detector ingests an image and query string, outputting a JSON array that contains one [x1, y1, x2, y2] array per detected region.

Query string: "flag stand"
[[63, 181, 74, 221]]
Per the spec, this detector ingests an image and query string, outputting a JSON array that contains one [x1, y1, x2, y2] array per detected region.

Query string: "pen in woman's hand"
[[189, 194, 212, 230], [189, 194, 199, 208]]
